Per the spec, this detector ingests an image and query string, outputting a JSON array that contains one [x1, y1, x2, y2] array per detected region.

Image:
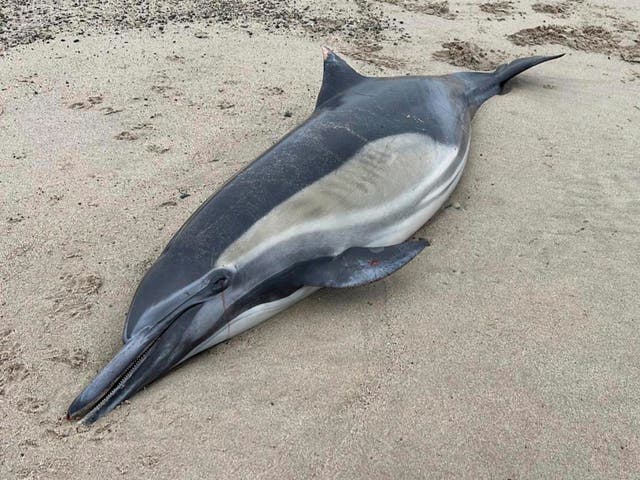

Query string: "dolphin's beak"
[[68, 268, 234, 423], [66, 304, 197, 423]]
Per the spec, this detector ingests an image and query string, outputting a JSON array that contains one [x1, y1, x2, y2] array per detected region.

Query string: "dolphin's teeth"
[[76, 335, 160, 423]]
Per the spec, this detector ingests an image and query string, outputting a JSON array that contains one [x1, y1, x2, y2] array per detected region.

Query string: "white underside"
[[186, 286, 319, 359], [187, 132, 469, 358]]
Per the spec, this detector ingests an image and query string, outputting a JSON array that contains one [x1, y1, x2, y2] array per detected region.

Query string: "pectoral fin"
[[297, 239, 429, 288]]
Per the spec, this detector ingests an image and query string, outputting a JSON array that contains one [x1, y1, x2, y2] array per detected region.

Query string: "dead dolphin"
[[68, 47, 562, 423]]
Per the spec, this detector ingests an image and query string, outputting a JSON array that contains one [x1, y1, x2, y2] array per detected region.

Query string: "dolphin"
[[68, 47, 562, 423]]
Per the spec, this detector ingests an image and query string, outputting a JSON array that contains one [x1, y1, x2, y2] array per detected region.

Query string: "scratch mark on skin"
[[350, 91, 377, 99], [330, 123, 369, 143], [221, 290, 230, 339]]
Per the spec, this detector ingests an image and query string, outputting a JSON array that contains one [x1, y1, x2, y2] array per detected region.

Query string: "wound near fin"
[[316, 47, 365, 108], [296, 239, 429, 288]]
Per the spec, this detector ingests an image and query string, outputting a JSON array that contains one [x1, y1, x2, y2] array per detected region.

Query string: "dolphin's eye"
[[208, 268, 233, 295], [210, 276, 229, 292]]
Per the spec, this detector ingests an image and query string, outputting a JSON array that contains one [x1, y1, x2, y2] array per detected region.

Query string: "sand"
[[1, 0, 639, 478]]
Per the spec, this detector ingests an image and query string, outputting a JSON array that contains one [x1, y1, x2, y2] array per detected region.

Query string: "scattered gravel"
[[0, 0, 408, 50]]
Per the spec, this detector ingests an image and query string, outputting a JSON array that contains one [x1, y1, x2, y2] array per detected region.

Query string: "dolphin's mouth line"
[[72, 333, 162, 423], [70, 287, 227, 423]]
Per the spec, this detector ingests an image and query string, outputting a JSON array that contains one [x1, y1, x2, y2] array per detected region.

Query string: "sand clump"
[[379, 0, 456, 20], [508, 24, 640, 63], [404, 1, 455, 19], [345, 44, 407, 69], [432, 40, 505, 70], [531, 2, 572, 17], [508, 25, 618, 53], [479, 1, 515, 17]]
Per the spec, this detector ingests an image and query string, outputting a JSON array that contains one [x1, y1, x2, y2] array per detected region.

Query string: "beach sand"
[[1, 1, 639, 478]]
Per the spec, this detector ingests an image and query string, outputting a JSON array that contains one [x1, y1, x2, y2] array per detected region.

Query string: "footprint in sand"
[[48, 273, 103, 319], [166, 54, 186, 63], [146, 144, 170, 154], [47, 347, 89, 368], [0, 329, 29, 393], [17, 397, 49, 414], [262, 86, 285, 95], [115, 131, 138, 141], [67, 95, 103, 110], [101, 106, 123, 115]]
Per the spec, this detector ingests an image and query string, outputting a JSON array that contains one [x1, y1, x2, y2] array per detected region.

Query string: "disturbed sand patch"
[[47, 348, 90, 369], [614, 20, 638, 33], [381, 0, 456, 19], [508, 24, 640, 63], [479, 1, 515, 17], [48, 273, 104, 319], [508, 25, 618, 53], [0, 328, 29, 396], [432, 40, 505, 70], [531, 2, 572, 17], [302, 0, 401, 46], [344, 45, 406, 69]]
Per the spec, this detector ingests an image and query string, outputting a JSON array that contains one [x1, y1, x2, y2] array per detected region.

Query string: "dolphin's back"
[[169, 76, 468, 265]]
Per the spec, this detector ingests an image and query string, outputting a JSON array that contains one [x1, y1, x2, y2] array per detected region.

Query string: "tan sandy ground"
[[1, 0, 639, 478]]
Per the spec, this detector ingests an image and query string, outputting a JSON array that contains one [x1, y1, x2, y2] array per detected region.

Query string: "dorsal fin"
[[315, 47, 365, 108]]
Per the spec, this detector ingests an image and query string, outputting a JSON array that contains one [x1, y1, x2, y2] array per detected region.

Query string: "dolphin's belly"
[[190, 132, 469, 356], [217, 132, 469, 272]]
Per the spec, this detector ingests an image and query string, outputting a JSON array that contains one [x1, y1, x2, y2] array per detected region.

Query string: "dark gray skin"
[[68, 48, 562, 424]]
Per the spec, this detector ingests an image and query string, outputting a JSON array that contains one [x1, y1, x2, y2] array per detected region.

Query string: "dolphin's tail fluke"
[[453, 53, 564, 114], [492, 54, 564, 92]]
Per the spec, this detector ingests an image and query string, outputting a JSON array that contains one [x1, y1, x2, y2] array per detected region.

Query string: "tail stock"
[[453, 54, 564, 113]]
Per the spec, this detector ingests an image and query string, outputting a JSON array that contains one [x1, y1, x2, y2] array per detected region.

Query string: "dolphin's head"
[[66, 248, 262, 424]]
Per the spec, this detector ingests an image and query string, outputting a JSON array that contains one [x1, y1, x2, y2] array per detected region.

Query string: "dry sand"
[[1, 0, 639, 478]]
